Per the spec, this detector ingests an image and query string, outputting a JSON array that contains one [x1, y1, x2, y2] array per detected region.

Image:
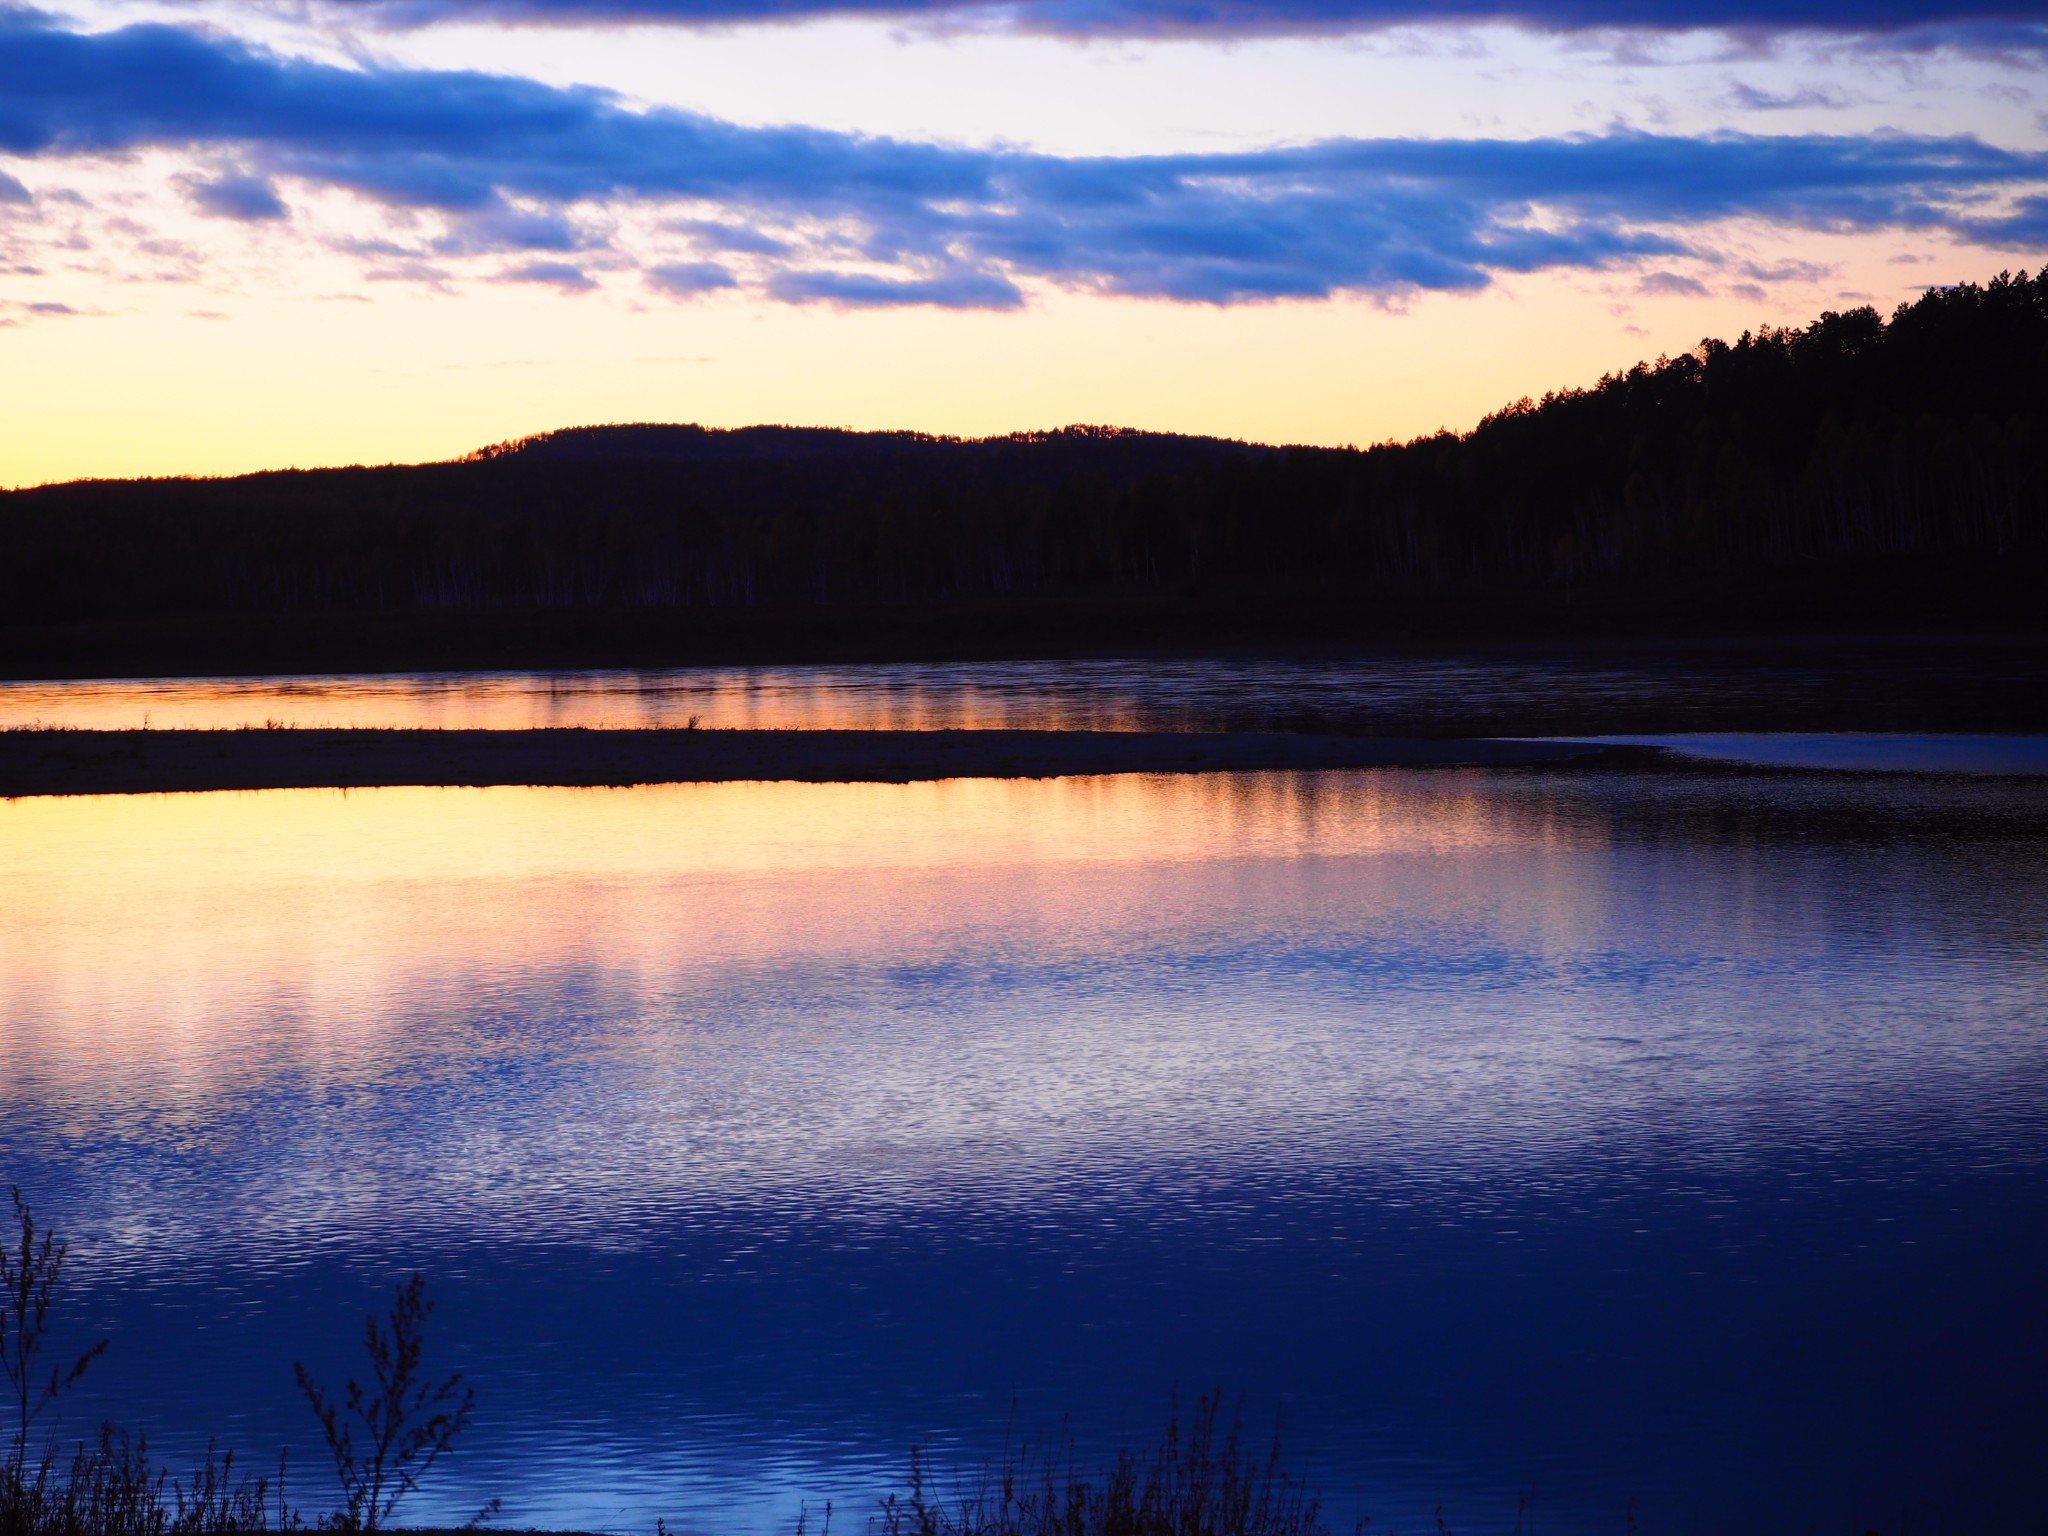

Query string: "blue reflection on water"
[[2, 770, 2044, 1536], [1578, 733, 2048, 775]]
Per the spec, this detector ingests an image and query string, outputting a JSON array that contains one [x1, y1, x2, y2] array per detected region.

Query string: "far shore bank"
[[0, 727, 1618, 798]]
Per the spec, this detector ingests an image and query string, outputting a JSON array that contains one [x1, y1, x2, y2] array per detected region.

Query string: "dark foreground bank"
[[0, 728, 1609, 797]]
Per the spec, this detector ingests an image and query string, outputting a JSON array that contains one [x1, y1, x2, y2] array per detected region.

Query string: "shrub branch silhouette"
[[295, 1274, 474, 1532], [1, 1187, 108, 1483]]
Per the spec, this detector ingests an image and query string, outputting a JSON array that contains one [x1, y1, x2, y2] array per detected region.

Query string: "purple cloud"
[[185, 172, 289, 221], [497, 259, 597, 289], [1638, 269, 1711, 296], [766, 266, 1024, 308], [434, 205, 589, 253], [1724, 82, 1856, 111], [666, 219, 794, 256], [646, 260, 738, 295]]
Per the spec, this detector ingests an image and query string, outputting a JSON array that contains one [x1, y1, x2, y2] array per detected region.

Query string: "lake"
[[3, 647, 2044, 736], [2, 763, 2044, 1534]]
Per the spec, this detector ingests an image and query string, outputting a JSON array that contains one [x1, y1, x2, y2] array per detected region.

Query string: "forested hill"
[[5, 270, 2046, 670], [467, 422, 1259, 473]]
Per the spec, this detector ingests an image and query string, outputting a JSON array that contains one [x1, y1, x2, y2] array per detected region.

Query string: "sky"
[[2, 0, 2047, 483]]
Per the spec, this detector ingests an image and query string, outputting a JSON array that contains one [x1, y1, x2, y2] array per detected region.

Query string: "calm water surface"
[[3, 651, 2039, 734], [2, 769, 2044, 1534], [0, 661, 1515, 731]]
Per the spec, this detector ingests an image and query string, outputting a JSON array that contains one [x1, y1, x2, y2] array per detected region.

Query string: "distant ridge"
[[4, 268, 2045, 677], [464, 421, 1260, 466]]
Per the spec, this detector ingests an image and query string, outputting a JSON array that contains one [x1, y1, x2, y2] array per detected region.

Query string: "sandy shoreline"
[[0, 727, 1612, 798]]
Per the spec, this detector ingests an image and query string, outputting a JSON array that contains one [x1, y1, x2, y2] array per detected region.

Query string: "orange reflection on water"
[[0, 669, 1160, 732], [0, 767, 1639, 1255], [0, 770, 1607, 1105], [1, 767, 1593, 878]]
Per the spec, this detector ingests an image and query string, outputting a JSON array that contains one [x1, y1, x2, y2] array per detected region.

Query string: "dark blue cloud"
[[320, 0, 2048, 39], [4, 11, 2045, 308], [432, 206, 588, 252], [646, 260, 740, 294], [1960, 193, 2048, 243], [186, 172, 289, 220], [767, 266, 1025, 307], [1874, 18, 2048, 55], [666, 219, 795, 256], [0, 167, 29, 203]]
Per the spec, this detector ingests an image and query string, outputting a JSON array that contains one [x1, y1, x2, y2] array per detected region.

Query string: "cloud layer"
[[4, 10, 2046, 308], [326, 0, 2048, 39]]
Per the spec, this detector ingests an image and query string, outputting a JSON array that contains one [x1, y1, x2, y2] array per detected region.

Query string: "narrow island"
[[0, 727, 1614, 798]]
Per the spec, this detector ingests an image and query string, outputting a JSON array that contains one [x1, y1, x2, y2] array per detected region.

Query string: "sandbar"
[[0, 727, 1610, 798]]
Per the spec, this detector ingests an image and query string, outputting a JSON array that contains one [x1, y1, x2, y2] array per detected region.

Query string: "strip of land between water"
[[0, 727, 1613, 797]]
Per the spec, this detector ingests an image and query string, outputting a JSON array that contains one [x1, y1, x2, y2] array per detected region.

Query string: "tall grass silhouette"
[[877, 1396, 1331, 1536], [3, 1189, 1509, 1536], [4, 1186, 289, 1535], [1, 1190, 480, 1536], [3, 1186, 108, 1486]]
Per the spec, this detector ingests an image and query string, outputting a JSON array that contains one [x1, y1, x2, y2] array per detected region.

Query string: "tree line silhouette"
[[5, 269, 2044, 663]]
